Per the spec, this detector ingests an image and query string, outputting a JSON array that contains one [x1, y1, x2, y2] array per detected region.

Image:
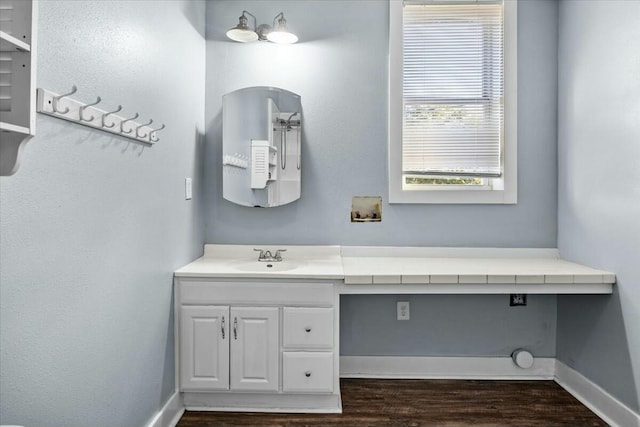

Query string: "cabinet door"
[[180, 305, 230, 391], [230, 306, 279, 391]]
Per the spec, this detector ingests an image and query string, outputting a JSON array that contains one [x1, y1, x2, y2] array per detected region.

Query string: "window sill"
[[388, 188, 517, 204]]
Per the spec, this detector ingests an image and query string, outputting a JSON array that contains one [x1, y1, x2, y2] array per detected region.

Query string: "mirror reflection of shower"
[[222, 87, 302, 208], [276, 112, 300, 171], [269, 100, 301, 207]]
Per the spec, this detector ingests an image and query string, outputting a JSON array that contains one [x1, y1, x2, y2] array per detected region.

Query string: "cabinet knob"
[[304, 327, 311, 333], [305, 371, 311, 378]]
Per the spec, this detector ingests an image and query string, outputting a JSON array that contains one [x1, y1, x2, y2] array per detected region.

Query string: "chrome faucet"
[[254, 248, 287, 262]]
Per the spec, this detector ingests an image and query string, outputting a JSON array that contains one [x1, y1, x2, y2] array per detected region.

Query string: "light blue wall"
[[557, 0, 640, 412], [342, 294, 557, 357], [204, 0, 558, 248], [205, 0, 559, 357], [0, 1, 206, 426]]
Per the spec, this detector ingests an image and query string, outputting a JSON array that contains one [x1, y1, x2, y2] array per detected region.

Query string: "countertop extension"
[[175, 245, 615, 294]]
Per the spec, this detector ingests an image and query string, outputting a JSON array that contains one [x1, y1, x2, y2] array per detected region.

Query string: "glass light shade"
[[226, 28, 258, 43], [267, 14, 298, 44], [267, 30, 298, 44]]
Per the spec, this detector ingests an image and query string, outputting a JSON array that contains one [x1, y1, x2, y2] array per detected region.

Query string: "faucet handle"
[[274, 249, 287, 260], [253, 248, 266, 259]]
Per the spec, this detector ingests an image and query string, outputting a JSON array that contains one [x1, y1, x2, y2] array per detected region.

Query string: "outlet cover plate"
[[510, 294, 527, 306], [397, 301, 410, 320]]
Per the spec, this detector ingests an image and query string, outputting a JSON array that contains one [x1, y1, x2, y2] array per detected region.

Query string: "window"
[[389, 0, 517, 204]]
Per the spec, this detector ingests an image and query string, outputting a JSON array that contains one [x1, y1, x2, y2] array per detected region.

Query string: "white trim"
[[338, 283, 612, 295], [182, 392, 342, 413], [388, 0, 518, 204], [185, 406, 341, 414], [340, 246, 560, 258], [144, 391, 184, 427], [388, 0, 404, 202], [502, 0, 518, 204], [554, 361, 640, 427], [340, 356, 555, 380]]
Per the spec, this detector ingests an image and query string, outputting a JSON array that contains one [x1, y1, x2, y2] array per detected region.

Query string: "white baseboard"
[[145, 390, 184, 427], [340, 356, 556, 380], [183, 392, 342, 413], [554, 360, 640, 427]]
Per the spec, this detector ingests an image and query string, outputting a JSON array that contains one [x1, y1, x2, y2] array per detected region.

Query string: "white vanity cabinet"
[[180, 305, 279, 392], [174, 277, 341, 413]]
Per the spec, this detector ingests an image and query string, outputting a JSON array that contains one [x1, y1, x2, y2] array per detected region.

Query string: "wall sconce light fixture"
[[226, 10, 298, 44]]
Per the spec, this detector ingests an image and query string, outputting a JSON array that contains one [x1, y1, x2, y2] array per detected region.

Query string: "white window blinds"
[[402, 0, 504, 178]]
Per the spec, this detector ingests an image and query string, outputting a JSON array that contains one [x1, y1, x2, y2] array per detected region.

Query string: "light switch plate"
[[185, 178, 192, 200]]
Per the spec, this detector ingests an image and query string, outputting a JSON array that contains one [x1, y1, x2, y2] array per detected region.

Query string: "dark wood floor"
[[177, 379, 607, 426]]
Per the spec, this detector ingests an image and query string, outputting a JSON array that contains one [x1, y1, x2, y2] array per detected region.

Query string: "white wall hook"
[[135, 119, 153, 138], [149, 124, 165, 142], [120, 113, 139, 134], [79, 96, 102, 121], [52, 85, 77, 114], [102, 105, 122, 128]]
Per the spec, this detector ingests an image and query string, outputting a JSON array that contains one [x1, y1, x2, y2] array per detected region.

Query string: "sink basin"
[[229, 260, 306, 273]]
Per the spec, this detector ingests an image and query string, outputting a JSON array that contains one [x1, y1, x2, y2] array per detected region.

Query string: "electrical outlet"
[[397, 301, 410, 320], [510, 294, 527, 306]]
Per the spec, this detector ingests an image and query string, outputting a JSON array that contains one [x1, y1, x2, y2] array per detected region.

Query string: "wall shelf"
[[0, 30, 31, 52], [0, 121, 30, 134], [0, 0, 37, 176]]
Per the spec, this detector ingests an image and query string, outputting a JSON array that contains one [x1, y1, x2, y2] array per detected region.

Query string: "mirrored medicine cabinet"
[[223, 87, 302, 208]]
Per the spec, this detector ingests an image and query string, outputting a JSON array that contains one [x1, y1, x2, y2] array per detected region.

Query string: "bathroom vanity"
[[174, 246, 343, 412], [174, 245, 615, 413]]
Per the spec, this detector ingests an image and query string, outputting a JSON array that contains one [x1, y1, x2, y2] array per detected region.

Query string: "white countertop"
[[342, 255, 615, 284], [175, 245, 614, 294], [174, 245, 344, 279]]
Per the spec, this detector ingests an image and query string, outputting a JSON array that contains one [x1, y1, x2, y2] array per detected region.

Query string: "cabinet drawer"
[[283, 307, 334, 349], [282, 352, 334, 393]]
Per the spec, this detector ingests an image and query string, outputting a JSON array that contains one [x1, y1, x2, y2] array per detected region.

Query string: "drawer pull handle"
[[221, 316, 225, 339], [305, 371, 311, 378], [304, 327, 312, 333]]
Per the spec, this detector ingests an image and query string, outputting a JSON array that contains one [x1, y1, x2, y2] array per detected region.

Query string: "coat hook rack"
[[36, 86, 165, 144]]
